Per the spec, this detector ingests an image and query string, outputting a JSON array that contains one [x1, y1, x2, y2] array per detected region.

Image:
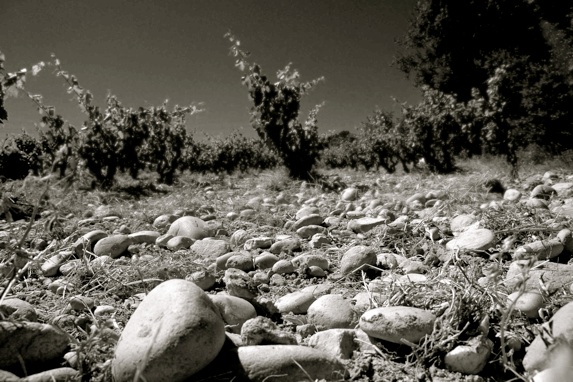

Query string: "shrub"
[[226, 33, 325, 180]]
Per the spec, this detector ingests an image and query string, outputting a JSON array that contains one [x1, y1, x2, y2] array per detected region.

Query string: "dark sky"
[[1, 0, 420, 139]]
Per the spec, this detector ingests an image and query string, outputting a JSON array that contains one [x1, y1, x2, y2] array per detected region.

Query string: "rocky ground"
[[2, 159, 573, 382]]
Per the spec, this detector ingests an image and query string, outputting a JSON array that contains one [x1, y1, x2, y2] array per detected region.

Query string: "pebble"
[[153, 214, 178, 229], [155, 233, 174, 248], [269, 237, 301, 254], [210, 294, 257, 334], [41, 251, 74, 277], [347, 217, 387, 233], [190, 239, 230, 260], [341, 187, 358, 201], [236, 345, 346, 382], [272, 259, 296, 274], [244, 237, 273, 250], [69, 295, 95, 312], [307, 294, 356, 330], [185, 270, 216, 290], [308, 328, 359, 359], [450, 214, 478, 235], [226, 254, 254, 272], [166, 236, 194, 251], [223, 268, 258, 301], [531, 184, 557, 200], [309, 233, 331, 248], [274, 290, 316, 314], [339, 245, 377, 275], [0, 298, 38, 321], [93, 234, 132, 258], [360, 306, 436, 344], [72, 229, 107, 256], [507, 291, 544, 318], [230, 229, 250, 247], [503, 189, 522, 202], [291, 214, 323, 231], [128, 230, 160, 244], [21, 367, 80, 382], [376, 253, 398, 269], [167, 216, 208, 240], [295, 206, 320, 220], [241, 316, 296, 345], [112, 279, 225, 382], [444, 335, 493, 374], [513, 239, 564, 260], [445, 228, 496, 252], [292, 254, 329, 270], [253, 252, 279, 269], [0, 321, 70, 372], [296, 225, 327, 239]]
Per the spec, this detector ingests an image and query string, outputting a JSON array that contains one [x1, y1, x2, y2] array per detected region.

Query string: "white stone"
[[112, 279, 225, 382], [445, 229, 495, 252], [444, 335, 493, 374], [360, 306, 436, 344]]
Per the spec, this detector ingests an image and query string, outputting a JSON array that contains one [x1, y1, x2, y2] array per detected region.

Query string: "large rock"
[[112, 279, 225, 382], [167, 216, 208, 240], [237, 345, 347, 382], [0, 321, 70, 373], [360, 306, 436, 344]]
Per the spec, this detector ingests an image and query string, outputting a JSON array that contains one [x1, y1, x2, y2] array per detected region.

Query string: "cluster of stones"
[[2, 170, 573, 380]]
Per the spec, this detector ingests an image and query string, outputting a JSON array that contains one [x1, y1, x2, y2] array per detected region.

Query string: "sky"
[[1, 0, 420, 140]]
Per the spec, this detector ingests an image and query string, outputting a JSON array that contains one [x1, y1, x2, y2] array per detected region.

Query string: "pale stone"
[[128, 230, 160, 244], [93, 235, 132, 258], [274, 291, 316, 314], [112, 279, 225, 382], [507, 291, 544, 318], [167, 216, 208, 240], [339, 246, 377, 275], [307, 294, 355, 330], [347, 217, 387, 233], [360, 306, 436, 344], [291, 214, 323, 231], [210, 294, 257, 334], [445, 229, 495, 252], [444, 335, 493, 374]]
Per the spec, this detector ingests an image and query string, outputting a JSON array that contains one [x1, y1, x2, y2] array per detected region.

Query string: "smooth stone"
[[531, 184, 557, 200], [341, 187, 358, 201], [450, 214, 478, 234], [0, 321, 70, 372], [41, 251, 74, 277], [269, 238, 301, 254], [0, 370, 18, 381], [241, 316, 296, 345], [445, 228, 495, 252], [22, 367, 80, 382], [507, 291, 544, 318], [296, 225, 326, 239], [271, 259, 296, 274], [307, 266, 327, 277], [295, 206, 320, 220], [552, 182, 573, 196], [167, 216, 208, 240], [153, 214, 178, 229], [112, 279, 225, 382], [230, 229, 250, 248], [360, 306, 436, 344], [190, 239, 230, 260], [185, 270, 216, 290], [398, 273, 428, 284], [291, 214, 323, 231], [166, 236, 194, 251], [308, 328, 359, 359], [253, 252, 279, 270], [236, 345, 346, 382], [557, 229, 573, 252], [292, 254, 329, 270], [155, 233, 174, 248], [128, 230, 160, 244], [94, 305, 116, 317], [505, 261, 573, 293], [503, 189, 522, 202], [225, 254, 254, 272], [0, 298, 38, 321], [513, 239, 564, 260], [209, 295, 257, 334], [307, 294, 355, 330], [72, 230, 107, 256], [339, 246, 377, 275], [244, 237, 273, 250], [93, 235, 132, 258], [274, 291, 316, 314], [347, 217, 387, 234], [94, 205, 121, 218], [69, 295, 95, 312], [444, 335, 493, 374], [524, 198, 549, 209], [533, 366, 573, 382]]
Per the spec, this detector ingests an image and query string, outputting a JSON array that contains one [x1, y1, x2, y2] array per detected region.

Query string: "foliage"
[[0, 132, 43, 180], [0, 50, 28, 125], [396, 0, 573, 157], [226, 32, 325, 180], [186, 131, 279, 174]]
